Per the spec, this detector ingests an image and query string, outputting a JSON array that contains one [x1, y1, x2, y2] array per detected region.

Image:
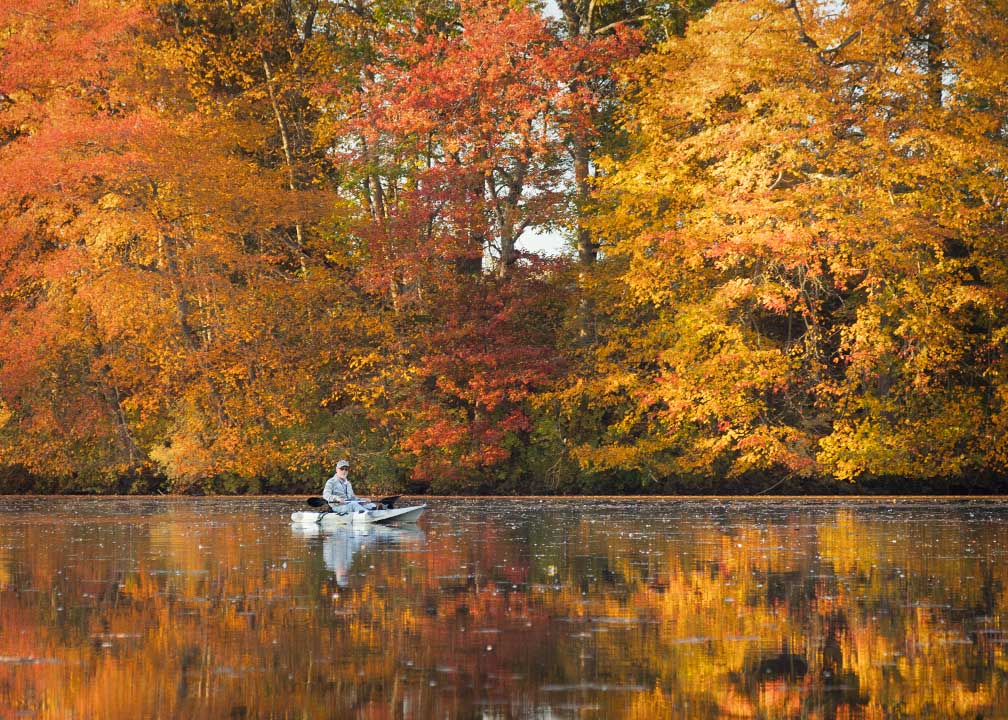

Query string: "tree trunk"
[[263, 56, 307, 275]]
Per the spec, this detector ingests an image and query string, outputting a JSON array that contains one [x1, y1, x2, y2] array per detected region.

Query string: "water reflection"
[[293, 524, 425, 587], [0, 497, 1007, 718]]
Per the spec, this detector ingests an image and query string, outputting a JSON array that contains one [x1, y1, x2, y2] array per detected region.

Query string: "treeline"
[[1, 0, 1006, 495]]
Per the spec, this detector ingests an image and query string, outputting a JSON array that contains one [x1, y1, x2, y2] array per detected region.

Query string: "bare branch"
[[788, 0, 820, 51], [594, 15, 651, 36], [823, 29, 863, 59]]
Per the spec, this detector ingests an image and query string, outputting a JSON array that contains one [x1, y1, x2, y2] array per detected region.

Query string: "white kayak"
[[291, 504, 426, 526]]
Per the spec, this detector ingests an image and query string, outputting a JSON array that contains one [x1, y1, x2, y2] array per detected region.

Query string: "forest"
[[1, 0, 1007, 495]]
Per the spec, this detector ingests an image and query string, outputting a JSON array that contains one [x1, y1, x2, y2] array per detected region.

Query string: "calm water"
[[1, 497, 1007, 719]]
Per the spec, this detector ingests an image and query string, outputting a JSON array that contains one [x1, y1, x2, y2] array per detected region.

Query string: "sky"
[[513, 0, 572, 257], [518, 226, 572, 257]]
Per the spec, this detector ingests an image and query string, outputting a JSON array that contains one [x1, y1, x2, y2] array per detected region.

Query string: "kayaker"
[[322, 460, 375, 514]]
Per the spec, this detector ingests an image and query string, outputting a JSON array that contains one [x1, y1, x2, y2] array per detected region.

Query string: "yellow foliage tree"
[[583, 0, 1008, 484]]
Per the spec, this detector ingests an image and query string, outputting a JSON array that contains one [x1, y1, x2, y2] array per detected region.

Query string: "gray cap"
[[336, 459, 350, 469]]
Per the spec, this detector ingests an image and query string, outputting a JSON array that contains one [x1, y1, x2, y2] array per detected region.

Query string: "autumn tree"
[[0, 0, 402, 491], [578, 0, 1008, 485], [327, 0, 616, 488], [553, 0, 713, 263], [0, 0, 156, 487], [0, 0, 598, 493]]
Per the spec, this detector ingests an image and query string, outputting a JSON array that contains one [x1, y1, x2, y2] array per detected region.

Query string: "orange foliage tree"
[[0, 0, 155, 486], [0, 0, 398, 491]]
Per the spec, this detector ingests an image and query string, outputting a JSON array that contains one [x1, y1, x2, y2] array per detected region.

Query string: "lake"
[[1, 496, 1007, 718]]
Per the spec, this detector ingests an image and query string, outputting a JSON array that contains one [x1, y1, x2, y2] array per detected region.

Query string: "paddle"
[[305, 496, 344, 523], [306, 495, 400, 510]]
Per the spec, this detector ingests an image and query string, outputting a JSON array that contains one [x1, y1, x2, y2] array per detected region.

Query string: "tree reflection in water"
[[0, 497, 1007, 719]]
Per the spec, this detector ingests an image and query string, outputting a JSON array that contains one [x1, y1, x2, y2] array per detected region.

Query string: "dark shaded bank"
[[3, 463, 1008, 496]]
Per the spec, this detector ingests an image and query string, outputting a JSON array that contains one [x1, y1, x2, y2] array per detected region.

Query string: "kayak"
[[291, 523, 425, 541], [290, 504, 426, 526]]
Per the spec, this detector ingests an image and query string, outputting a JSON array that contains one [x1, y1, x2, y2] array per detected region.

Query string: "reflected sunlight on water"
[[1, 496, 1007, 718]]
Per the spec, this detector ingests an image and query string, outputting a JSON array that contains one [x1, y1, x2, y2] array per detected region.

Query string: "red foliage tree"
[[332, 0, 631, 487]]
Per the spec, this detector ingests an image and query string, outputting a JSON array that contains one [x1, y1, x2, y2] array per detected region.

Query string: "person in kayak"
[[322, 459, 375, 514]]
